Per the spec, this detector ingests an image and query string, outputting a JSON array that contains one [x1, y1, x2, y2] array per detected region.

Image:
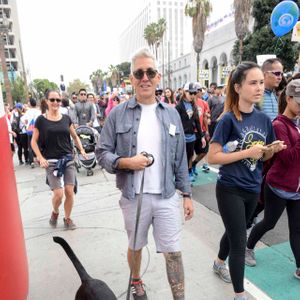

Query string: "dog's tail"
[[53, 236, 91, 282]]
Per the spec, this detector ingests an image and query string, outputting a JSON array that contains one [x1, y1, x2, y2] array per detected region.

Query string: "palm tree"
[[234, 0, 252, 63], [89, 69, 105, 94], [156, 18, 167, 88], [185, 0, 212, 81], [144, 23, 157, 55], [108, 65, 119, 88]]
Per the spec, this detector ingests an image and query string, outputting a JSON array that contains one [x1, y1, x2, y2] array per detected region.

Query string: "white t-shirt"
[[23, 108, 41, 130], [92, 104, 100, 127], [133, 102, 162, 194]]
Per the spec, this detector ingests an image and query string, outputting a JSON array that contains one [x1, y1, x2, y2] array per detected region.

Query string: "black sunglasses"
[[49, 98, 61, 103], [188, 91, 197, 95], [133, 68, 158, 80], [267, 71, 283, 77]]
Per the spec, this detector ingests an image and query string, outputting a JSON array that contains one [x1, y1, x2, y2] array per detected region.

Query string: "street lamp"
[[0, 13, 13, 107]]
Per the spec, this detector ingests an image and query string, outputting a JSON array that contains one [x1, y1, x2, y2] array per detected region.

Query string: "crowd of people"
[[4, 49, 300, 300]]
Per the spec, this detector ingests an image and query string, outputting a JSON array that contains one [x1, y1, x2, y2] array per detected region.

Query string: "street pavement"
[[15, 161, 294, 300]]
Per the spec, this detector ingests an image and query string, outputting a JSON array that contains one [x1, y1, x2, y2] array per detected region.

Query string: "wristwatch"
[[182, 193, 192, 199]]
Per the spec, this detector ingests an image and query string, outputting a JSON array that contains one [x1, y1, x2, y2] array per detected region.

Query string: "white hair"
[[130, 48, 157, 73]]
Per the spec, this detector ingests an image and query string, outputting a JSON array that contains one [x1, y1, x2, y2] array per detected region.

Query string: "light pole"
[[0, 13, 12, 107]]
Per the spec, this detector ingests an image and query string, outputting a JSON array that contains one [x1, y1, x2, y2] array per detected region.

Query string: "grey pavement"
[[16, 163, 261, 300]]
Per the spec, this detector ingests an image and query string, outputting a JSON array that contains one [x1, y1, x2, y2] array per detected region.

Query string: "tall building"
[[119, 0, 192, 74], [0, 0, 25, 81]]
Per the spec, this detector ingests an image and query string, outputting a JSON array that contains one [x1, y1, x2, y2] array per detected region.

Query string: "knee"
[[53, 189, 63, 202], [64, 186, 74, 199]]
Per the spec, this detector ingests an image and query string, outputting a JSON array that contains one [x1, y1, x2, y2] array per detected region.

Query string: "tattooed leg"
[[164, 251, 184, 300]]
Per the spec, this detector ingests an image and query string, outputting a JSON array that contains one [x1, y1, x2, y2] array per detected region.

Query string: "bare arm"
[[69, 124, 87, 158], [208, 142, 268, 165], [31, 128, 48, 168]]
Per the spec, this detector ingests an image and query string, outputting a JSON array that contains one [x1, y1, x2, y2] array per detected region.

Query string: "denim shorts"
[[46, 161, 76, 190], [119, 192, 182, 253]]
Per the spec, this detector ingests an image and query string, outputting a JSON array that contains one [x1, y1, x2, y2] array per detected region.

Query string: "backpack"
[[11, 113, 21, 134]]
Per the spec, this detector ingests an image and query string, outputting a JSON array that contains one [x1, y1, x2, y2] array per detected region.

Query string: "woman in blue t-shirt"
[[207, 62, 286, 300]]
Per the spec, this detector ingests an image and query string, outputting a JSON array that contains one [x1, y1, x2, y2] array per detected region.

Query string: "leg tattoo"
[[164, 252, 184, 300]]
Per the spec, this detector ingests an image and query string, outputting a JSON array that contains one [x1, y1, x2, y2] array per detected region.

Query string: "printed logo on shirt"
[[239, 126, 267, 171]]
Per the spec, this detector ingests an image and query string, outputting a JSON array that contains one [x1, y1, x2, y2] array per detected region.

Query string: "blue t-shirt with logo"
[[211, 109, 275, 193]]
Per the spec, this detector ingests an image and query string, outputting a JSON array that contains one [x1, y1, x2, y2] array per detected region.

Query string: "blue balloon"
[[271, 0, 300, 37]]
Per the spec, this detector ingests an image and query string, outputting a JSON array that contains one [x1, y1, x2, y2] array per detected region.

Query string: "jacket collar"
[[128, 97, 165, 109]]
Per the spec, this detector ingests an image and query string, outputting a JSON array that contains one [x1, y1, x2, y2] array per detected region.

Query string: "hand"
[[11, 131, 17, 138], [38, 156, 49, 168], [80, 149, 88, 159], [128, 154, 150, 170], [201, 137, 206, 148], [183, 197, 194, 221], [246, 144, 268, 160], [267, 140, 286, 153]]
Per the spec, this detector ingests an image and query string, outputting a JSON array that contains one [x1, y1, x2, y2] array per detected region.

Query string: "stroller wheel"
[[87, 169, 93, 176]]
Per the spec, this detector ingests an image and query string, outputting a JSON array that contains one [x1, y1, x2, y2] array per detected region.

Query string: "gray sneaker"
[[213, 261, 231, 283], [245, 248, 256, 267], [234, 295, 248, 300]]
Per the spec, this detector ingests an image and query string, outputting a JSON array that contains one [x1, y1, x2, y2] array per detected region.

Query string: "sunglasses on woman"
[[49, 98, 62, 103], [133, 68, 158, 80]]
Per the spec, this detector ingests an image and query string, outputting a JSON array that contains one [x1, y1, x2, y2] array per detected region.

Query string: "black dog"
[[53, 236, 117, 300]]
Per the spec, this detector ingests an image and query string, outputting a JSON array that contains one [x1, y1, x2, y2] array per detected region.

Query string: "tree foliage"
[[116, 62, 131, 78], [32, 78, 58, 99], [11, 76, 27, 103], [67, 79, 89, 95], [232, 0, 300, 71], [144, 18, 167, 59], [185, 0, 212, 81]]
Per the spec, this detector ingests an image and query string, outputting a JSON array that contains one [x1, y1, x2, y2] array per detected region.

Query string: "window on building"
[[179, 61, 181, 68]]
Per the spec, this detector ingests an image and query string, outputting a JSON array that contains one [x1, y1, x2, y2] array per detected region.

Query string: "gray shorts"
[[119, 193, 182, 253], [46, 161, 76, 190]]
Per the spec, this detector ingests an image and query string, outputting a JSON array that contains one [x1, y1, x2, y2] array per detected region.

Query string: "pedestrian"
[[11, 103, 29, 165], [192, 84, 211, 175], [163, 87, 176, 106], [96, 47, 194, 300], [74, 88, 95, 126], [207, 62, 286, 300], [245, 79, 300, 280], [87, 93, 102, 133], [260, 58, 284, 120], [175, 82, 205, 183], [31, 90, 87, 229], [23, 98, 41, 168]]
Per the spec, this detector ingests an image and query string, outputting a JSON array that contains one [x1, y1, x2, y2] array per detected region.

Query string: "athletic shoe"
[[294, 268, 300, 279], [202, 163, 210, 173], [19, 161, 24, 165], [213, 261, 231, 283], [189, 172, 195, 182], [30, 162, 35, 169], [63, 218, 76, 230], [131, 280, 148, 300], [192, 165, 198, 176], [49, 211, 59, 227], [245, 248, 256, 267]]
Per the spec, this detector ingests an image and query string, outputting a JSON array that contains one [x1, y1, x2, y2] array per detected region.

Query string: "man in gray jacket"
[[74, 88, 95, 126], [96, 48, 194, 300]]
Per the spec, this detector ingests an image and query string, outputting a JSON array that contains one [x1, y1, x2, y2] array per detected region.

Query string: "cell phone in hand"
[[266, 140, 281, 148]]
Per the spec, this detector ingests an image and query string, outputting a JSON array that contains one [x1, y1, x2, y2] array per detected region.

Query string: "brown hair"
[[222, 61, 261, 121]]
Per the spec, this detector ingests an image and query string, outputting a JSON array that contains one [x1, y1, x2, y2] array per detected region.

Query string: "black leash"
[[126, 152, 154, 300]]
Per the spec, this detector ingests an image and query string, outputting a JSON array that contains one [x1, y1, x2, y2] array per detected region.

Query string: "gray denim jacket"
[[95, 97, 191, 200]]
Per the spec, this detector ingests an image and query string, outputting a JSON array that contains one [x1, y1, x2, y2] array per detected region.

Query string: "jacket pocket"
[[116, 124, 132, 156]]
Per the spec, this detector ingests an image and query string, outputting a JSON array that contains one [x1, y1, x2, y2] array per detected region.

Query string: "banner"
[[0, 86, 28, 300]]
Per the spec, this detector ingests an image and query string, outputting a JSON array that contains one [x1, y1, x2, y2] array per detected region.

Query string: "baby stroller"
[[74, 126, 99, 176]]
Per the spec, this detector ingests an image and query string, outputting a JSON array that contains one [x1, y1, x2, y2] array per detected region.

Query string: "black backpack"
[[11, 113, 21, 134]]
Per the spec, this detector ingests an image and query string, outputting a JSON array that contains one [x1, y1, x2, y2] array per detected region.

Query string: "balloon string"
[[274, 37, 284, 54]]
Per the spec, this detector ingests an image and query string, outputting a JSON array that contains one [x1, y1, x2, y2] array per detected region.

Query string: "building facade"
[[119, 0, 192, 77], [0, 0, 24, 81]]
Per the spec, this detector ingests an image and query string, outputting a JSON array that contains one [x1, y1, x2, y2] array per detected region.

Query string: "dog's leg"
[[164, 251, 184, 300]]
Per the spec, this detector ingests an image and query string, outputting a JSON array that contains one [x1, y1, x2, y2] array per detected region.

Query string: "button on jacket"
[[96, 97, 191, 200]]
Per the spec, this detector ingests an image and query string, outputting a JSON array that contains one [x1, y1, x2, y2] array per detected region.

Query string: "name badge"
[[169, 124, 176, 136]]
